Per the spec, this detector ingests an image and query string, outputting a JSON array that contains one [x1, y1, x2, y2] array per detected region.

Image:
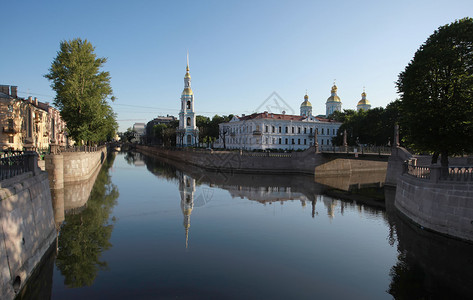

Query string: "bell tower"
[[177, 53, 199, 147]]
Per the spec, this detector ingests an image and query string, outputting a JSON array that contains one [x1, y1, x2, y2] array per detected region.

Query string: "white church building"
[[176, 57, 199, 147], [215, 89, 342, 151]]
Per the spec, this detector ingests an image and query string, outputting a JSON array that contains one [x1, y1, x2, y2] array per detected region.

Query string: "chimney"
[[28, 96, 33, 103], [0, 85, 9, 95], [10, 86, 17, 98], [34, 97, 38, 106]]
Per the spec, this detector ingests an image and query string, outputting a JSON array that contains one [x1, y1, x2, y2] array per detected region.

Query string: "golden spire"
[[185, 227, 189, 249], [186, 51, 189, 72]]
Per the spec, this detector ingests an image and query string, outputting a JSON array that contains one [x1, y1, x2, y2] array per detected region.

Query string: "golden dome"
[[331, 84, 338, 93], [301, 93, 312, 107], [185, 71, 191, 79], [327, 84, 341, 102], [357, 91, 370, 106], [326, 95, 341, 102], [182, 87, 193, 95]]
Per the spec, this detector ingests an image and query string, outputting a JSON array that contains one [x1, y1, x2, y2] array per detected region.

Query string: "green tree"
[[397, 18, 473, 167], [45, 38, 117, 145]]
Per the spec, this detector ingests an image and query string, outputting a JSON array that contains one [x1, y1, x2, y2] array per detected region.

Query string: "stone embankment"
[[387, 146, 473, 242], [0, 170, 56, 300], [1, 145, 108, 299], [395, 162, 473, 242], [136, 145, 388, 176]]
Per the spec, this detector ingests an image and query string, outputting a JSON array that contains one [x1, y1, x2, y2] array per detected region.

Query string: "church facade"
[[215, 92, 341, 151], [176, 58, 199, 147]]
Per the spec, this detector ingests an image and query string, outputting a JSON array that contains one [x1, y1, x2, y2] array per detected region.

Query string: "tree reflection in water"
[[55, 153, 119, 288]]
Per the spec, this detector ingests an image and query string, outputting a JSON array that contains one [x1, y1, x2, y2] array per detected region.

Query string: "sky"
[[1, 0, 471, 132]]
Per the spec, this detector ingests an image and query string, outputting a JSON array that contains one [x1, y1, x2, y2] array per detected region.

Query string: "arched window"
[[187, 117, 191, 126], [187, 135, 192, 144], [187, 101, 191, 109]]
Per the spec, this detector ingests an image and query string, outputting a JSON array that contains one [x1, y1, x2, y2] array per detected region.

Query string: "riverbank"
[[136, 145, 388, 176]]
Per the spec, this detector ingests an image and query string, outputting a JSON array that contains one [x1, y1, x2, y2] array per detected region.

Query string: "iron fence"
[[0, 151, 28, 180]]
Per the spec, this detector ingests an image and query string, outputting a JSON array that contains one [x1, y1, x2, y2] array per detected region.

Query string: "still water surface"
[[19, 151, 473, 299]]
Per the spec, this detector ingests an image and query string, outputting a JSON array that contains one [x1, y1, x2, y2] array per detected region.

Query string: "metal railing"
[[319, 146, 391, 154], [0, 151, 28, 180]]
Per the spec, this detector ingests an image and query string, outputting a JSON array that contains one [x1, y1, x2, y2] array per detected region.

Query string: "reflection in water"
[[139, 152, 473, 299], [55, 153, 119, 288], [385, 187, 473, 299], [179, 172, 195, 248]]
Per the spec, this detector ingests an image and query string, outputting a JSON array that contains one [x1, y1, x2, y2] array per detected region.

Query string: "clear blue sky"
[[1, 0, 471, 131]]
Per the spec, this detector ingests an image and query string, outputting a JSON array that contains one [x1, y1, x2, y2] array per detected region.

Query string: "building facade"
[[216, 93, 341, 150], [177, 58, 199, 147], [0, 85, 67, 151]]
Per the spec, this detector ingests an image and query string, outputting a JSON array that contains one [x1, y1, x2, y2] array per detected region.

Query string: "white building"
[[177, 55, 199, 147], [216, 93, 341, 150]]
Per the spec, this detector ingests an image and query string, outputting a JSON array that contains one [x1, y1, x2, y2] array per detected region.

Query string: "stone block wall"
[[62, 147, 106, 182], [136, 145, 388, 176], [0, 172, 56, 300], [395, 174, 473, 242]]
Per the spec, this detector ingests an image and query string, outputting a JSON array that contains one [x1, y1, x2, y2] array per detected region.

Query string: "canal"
[[17, 151, 473, 299]]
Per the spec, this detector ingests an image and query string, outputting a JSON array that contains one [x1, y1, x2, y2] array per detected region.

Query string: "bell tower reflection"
[[178, 172, 195, 248]]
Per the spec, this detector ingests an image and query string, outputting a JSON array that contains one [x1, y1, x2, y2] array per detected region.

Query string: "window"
[[333, 128, 335, 135], [298, 127, 301, 134], [7, 119, 13, 130], [298, 139, 300, 145], [292, 139, 295, 144], [304, 139, 307, 145], [265, 125, 268, 133], [187, 101, 191, 109], [272, 126, 275, 133], [321, 139, 324, 145], [285, 138, 288, 144], [8, 136, 13, 143], [304, 128, 307, 134], [310, 128, 313, 134], [292, 127, 295, 133], [322, 128, 324, 135], [279, 126, 282, 133], [187, 117, 191, 126], [279, 138, 281, 144], [285, 126, 288, 133]]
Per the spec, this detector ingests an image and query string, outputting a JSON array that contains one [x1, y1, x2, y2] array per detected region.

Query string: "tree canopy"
[[331, 100, 401, 146], [396, 18, 473, 165], [45, 38, 118, 145]]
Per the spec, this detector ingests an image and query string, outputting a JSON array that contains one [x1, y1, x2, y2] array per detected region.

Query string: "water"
[[17, 151, 473, 299]]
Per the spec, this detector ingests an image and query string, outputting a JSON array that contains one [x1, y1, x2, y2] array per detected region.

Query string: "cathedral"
[[177, 55, 199, 147]]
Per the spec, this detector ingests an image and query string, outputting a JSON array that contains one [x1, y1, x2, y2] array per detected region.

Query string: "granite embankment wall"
[[395, 172, 473, 242], [1, 146, 108, 299], [0, 171, 56, 300], [136, 145, 388, 175]]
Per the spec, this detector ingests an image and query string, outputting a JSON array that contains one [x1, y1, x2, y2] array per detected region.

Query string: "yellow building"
[[0, 85, 67, 151]]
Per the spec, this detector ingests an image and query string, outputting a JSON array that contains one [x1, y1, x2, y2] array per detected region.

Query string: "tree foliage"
[[55, 153, 119, 288], [45, 38, 118, 145], [332, 100, 401, 146], [397, 18, 473, 164]]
